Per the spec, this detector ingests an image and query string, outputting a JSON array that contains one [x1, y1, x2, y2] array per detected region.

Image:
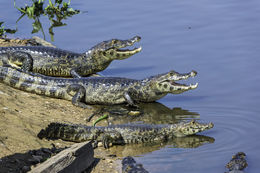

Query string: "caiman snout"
[[128, 36, 141, 45], [154, 70, 198, 94], [90, 36, 142, 60]]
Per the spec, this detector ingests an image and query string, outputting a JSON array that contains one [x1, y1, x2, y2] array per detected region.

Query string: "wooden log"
[[30, 141, 94, 173]]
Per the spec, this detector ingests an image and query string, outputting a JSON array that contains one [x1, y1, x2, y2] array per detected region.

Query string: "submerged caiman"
[[0, 36, 141, 78], [0, 66, 197, 107], [38, 120, 214, 148], [226, 152, 248, 173]]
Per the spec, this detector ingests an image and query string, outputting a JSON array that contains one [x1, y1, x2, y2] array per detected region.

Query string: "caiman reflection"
[[92, 102, 200, 125], [100, 135, 215, 157]]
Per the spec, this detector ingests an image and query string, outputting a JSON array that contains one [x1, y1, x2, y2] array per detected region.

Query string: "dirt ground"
[[0, 37, 120, 173]]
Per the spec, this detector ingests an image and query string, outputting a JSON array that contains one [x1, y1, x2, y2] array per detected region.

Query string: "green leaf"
[[32, 20, 42, 33]]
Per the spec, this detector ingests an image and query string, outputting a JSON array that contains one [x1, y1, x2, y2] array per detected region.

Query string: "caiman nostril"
[[191, 70, 197, 77], [135, 36, 141, 41], [131, 36, 141, 43]]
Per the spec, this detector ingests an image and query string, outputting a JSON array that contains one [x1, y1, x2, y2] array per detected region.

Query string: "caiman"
[[0, 66, 198, 107], [37, 120, 214, 148], [122, 156, 149, 173], [226, 152, 248, 173], [0, 36, 141, 78]]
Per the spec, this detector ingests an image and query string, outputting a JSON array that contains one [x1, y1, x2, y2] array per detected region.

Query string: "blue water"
[[1, 0, 260, 172]]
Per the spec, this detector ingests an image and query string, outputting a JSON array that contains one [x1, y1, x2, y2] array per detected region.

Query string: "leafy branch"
[[13, 0, 80, 41], [0, 22, 17, 37]]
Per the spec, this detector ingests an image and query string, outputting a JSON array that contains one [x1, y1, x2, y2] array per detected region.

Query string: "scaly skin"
[[122, 156, 149, 173], [226, 152, 248, 173], [0, 36, 141, 77], [0, 66, 198, 107], [38, 120, 214, 148]]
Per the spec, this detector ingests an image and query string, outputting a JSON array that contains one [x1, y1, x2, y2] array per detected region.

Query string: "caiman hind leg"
[[70, 69, 102, 78], [102, 131, 124, 148], [67, 84, 92, 109], [3, 51, 34, 72], [70, 69, 82, 78]]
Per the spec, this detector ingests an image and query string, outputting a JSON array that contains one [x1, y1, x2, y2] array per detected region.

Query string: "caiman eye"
[[169, 70, 177, 76], [112, 40, 118, 44], [169, 72, 174, 76]]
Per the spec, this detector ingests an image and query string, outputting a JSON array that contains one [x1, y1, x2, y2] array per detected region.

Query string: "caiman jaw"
[[90, 36, 142, 60], [114, 47, 142, 60], [168, 70, 197, 81], [173, 120, 214, 137], [169, 82, 198, 94], [156, 70, 198, 94], [112, 36, 142, 60], [115, 36, 141, 48]]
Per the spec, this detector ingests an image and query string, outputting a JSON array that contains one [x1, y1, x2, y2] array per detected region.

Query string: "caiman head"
[[172, 120, 214, 137], [87, 36, 142, 61], [146, 70, 198, 95]]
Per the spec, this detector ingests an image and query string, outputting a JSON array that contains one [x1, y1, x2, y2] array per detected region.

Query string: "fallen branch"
[[30, 141, 94, 173]]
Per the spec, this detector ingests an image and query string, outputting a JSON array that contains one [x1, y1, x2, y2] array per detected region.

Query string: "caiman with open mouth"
[[0, 36, 141, 77], [0, 66, 197, 107]]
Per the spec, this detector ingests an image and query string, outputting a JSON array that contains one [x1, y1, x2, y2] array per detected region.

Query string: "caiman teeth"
[[171, 82, 198, 88], [117, 46, 142, 53], [172, 70, 198, 81], [117, 36, 141, 48], [190, 83, 198, 89]]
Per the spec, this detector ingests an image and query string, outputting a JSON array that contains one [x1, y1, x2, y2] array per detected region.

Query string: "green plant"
[[0, 22, 17, 37], [45, 0, 80, 18], [14, 0, 45, 18], [14, 0, 80, 40], [0, 22, 5, 36]]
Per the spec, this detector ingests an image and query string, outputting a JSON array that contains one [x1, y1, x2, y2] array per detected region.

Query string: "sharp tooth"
[[189, 83, 198, 88]]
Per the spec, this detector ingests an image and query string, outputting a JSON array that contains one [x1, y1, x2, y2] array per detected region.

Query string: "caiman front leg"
[[67, 84, 92, 109], [124, 92, 138, 108], [102, 131, 124, 148]]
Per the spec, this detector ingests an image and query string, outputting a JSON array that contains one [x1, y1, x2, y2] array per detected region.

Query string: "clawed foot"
[[102, 135, 111, 149], [75, 102, 93, 109]]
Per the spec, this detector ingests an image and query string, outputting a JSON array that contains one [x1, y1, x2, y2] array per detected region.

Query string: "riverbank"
[[0, 37, 119, 172]]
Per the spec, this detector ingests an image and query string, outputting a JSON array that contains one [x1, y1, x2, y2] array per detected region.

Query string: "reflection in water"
[[90, 103, 215, 157], [108, 135, 215, 157], [93, 102, 200, 125]]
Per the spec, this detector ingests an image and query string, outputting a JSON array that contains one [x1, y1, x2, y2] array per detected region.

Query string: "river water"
[[1, 0, 260, 172]]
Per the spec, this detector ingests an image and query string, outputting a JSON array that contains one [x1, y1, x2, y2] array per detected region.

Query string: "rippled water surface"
[[1, 0, 260, 172]]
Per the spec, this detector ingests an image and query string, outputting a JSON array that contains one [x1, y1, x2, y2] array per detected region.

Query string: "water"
[[1, 0, 260, 172]]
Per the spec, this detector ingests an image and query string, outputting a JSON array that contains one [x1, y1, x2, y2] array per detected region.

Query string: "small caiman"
[[0, 66, 198, 107], [0, 36, 141, 78], [37, 120, 214, 148], [226, 152, 248, 173], [122, 156, 149, 173]]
